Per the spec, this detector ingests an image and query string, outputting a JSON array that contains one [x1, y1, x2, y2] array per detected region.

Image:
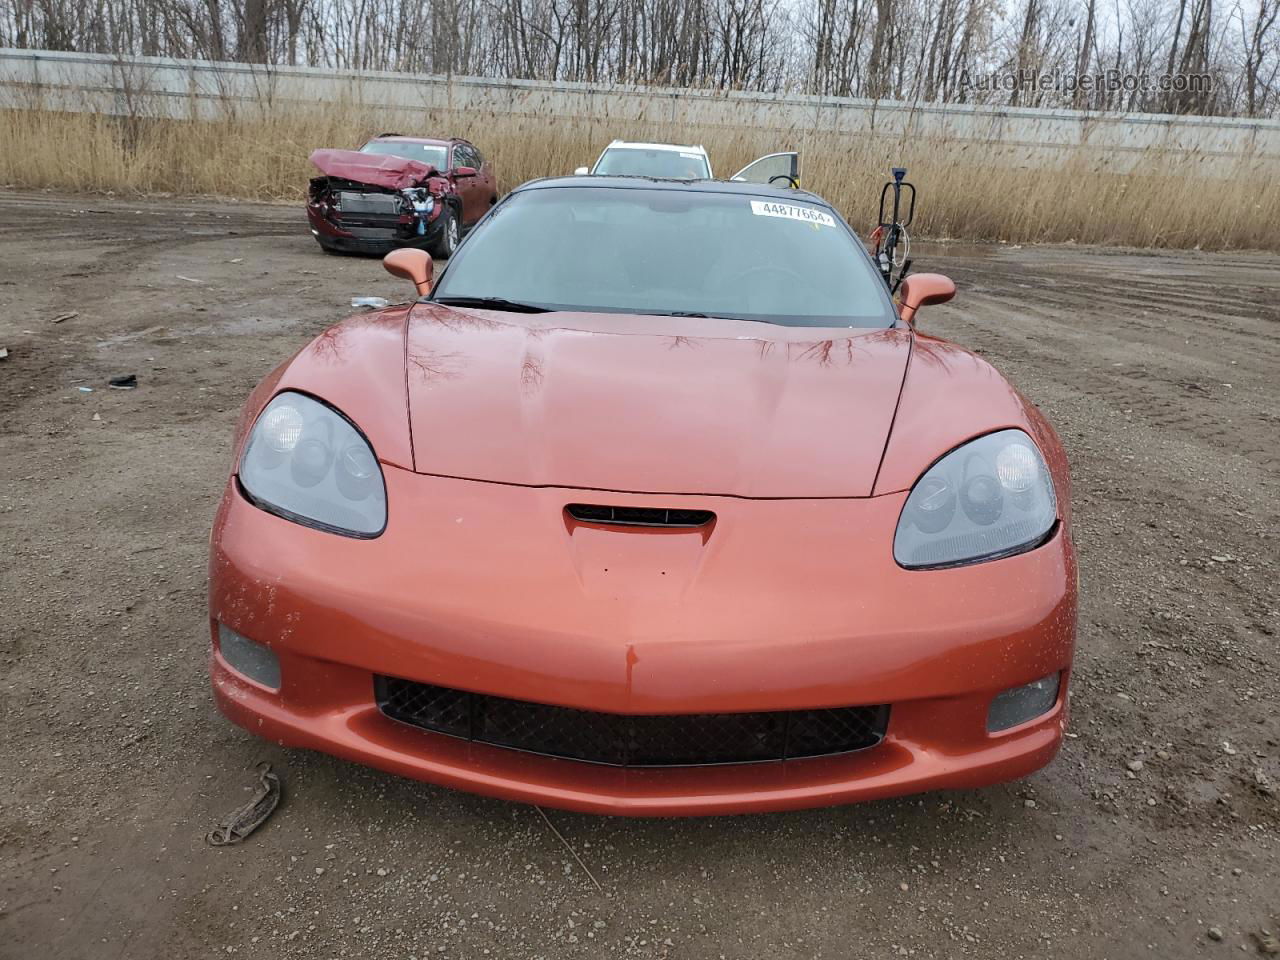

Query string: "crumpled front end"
[[308, 175, 448, 253]]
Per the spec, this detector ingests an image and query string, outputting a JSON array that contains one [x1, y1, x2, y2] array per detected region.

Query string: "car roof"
[[515, 175, 828, 206], [603, 140, 708, 155]]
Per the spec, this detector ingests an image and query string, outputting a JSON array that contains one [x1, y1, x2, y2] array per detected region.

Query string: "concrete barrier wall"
[[4, 47, 1277, 172]]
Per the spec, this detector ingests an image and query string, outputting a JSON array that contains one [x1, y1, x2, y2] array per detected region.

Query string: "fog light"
[[217, 623, 281, 690], [987, 673, 1059, 732]]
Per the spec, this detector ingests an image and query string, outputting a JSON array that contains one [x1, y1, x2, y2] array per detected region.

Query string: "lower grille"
[[332, 233, 399, 247], [337, 217, 402, 234], [375, 676, 888, 767]]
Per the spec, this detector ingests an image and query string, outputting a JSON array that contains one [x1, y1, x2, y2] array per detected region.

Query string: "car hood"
[[405, 304, 911, 498], [309, 149, 437, 189]]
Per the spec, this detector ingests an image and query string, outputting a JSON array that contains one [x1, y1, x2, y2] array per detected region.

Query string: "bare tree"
[[0, 0, 1276, 116], [1240, 0, 1279, 113]]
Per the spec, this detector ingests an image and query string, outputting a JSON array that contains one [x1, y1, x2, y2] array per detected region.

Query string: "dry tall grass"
[[3, 102, 1278, 249]]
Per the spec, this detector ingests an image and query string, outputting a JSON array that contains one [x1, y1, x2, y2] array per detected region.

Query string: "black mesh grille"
[[337, 217, 402, 232], [566, 504, 715, 528], [375, 676, 888, 767]]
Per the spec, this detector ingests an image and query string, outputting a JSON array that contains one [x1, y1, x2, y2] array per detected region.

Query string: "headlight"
[[239, 392, 386, 537], [403, 188, 434, 215], [894, 429, 1056, 569]]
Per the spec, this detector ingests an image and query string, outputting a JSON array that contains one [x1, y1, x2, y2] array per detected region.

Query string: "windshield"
[[360, 140, 449, 169], [431, 187, 894, 328], [593, 148, 711, 180]]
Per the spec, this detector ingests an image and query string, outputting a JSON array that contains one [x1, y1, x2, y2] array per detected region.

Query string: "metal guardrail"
[[3, 47, 1277, 170]]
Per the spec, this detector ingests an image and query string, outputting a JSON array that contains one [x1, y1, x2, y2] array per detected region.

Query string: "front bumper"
[[209, 466, 1076, 816], [306, 202, 444, 254]]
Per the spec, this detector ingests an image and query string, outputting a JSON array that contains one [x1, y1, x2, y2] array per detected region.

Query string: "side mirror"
[[573, 166, 589, 176], [383, 248, 434, 296], [452, 166, 477, 178], [897, 273, 956, 325]]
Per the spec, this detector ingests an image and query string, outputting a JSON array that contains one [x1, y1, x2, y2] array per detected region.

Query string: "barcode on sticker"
[[749, 200, 835, 227]]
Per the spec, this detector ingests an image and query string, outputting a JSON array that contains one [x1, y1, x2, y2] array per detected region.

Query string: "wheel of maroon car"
[[428, 207, 459, 259]]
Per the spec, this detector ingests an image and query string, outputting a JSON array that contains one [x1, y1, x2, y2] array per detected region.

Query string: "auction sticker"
[[750, 200, 835, 227]]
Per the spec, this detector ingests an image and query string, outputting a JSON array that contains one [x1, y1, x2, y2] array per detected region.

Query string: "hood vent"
[[566, 504, 715, 528]]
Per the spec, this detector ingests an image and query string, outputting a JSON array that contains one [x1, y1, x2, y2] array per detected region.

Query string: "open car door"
[[730, 152, 800, 188]]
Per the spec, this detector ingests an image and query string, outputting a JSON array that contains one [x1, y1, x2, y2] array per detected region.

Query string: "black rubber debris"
[[108, 374, 138, 389], [206, 763, 282, 846]]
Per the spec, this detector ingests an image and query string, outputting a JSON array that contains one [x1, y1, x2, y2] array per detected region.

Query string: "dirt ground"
[[1, 187, 1277, 960]]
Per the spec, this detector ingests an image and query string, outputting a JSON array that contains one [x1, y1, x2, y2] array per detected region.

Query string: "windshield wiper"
[[646, 309, 769, 324], [432, 295, 550, 313]]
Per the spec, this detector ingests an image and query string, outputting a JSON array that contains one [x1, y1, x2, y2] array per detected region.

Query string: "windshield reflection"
[[431, 186, 895, 329]]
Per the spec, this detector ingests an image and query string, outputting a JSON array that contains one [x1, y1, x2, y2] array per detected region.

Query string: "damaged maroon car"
[[307, 135, 497, 258]]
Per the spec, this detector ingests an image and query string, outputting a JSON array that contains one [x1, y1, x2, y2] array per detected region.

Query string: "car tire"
[[428, 206, 460, 259]]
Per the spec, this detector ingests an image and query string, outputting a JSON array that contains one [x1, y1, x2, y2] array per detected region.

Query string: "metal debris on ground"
[[351, 296, 390, 309], [109, 374, 138, 389], [1253, 930, 1280, 955], [0, 347, 8, 360], [207, 763, 282, 846], [78, 386, 94, 393], [52, 312, 77, 324], [534, 805, 603, 894]]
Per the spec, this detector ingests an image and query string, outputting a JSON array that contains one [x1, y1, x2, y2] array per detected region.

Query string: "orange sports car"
[[209, 177, 1076, 816]]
